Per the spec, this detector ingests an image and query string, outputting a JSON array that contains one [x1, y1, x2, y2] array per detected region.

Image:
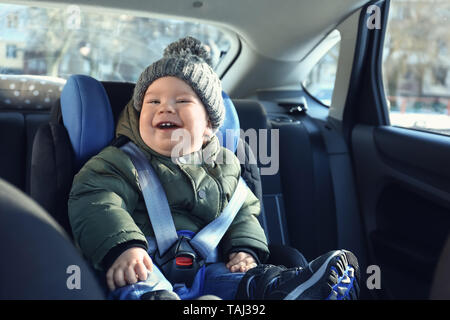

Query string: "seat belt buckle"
[[175, 253, 195, 268], [153, 236, 204, 287]]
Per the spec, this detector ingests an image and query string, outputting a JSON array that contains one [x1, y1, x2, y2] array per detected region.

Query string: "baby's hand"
[[226, 252, 257, 273], [106, 247, 153, 291]]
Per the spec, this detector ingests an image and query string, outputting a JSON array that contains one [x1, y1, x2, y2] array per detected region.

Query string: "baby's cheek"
[[138, 116, 150, 137]]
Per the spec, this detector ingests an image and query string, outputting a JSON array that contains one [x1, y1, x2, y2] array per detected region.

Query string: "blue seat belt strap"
[[120, 141, 178, 257], [190, 177, 248, 262], [121, 141, 249, 261]]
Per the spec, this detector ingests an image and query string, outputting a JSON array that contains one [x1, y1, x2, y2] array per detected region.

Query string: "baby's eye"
[[177, 100, 190, 103], [148, 99, 160, 104]]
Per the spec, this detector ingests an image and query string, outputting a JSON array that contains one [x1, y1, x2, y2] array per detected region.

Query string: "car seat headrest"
[[218, 91, 240, 154], [61, 75, 114, 170], [60, 75, 240, 170]]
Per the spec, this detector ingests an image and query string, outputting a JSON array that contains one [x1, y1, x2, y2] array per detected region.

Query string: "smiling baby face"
[[139, 76, 213, 157]]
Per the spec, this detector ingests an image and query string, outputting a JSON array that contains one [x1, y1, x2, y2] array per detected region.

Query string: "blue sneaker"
[[284, 249, 360, 300], [236, 250, 360, 300]]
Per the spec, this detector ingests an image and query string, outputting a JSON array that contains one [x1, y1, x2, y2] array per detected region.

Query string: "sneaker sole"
[[283, 250, 359, 300]]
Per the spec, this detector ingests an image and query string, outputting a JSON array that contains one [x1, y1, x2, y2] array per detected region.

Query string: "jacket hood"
[[115, 99, 220, 164]]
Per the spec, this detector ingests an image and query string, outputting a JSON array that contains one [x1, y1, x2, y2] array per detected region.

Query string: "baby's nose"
[[158, 102, 176, 113]]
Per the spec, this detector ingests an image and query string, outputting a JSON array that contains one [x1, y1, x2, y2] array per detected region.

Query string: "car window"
[[0, 3, 232, 82], [303, 31, 341, 107], [382, 0, 450, 136]]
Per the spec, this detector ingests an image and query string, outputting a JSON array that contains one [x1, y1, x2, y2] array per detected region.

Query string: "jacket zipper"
[[203, 163, 224, 218], [176, 162, 224, 219]]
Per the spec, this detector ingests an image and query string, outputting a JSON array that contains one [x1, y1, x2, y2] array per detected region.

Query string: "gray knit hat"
[[133, 36, 225, 130]]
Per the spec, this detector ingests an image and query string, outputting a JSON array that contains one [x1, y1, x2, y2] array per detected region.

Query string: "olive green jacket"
[[68, 100, 269, 271]]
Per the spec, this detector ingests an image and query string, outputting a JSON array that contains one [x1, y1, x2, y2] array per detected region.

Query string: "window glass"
[[303, 31, 341, 106], [382, 0, 450, 136], [6, 45, 17, 59], [0, 4, 232, 82]]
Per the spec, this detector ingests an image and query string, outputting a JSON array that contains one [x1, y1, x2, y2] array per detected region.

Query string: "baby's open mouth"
[[156, 121, 180, 129]]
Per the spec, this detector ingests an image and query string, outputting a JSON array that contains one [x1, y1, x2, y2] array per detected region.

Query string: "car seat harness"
[[120, 141, 248, 287]]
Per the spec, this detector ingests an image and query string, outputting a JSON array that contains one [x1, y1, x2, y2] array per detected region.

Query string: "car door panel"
[[352, 124, 450, 299]]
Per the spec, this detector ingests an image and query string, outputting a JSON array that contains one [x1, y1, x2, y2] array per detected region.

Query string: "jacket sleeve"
[[221, 180, 270, 264], [68, 147, 147, 271]]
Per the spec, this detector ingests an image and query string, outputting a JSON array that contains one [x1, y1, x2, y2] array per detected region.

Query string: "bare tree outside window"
[[0, 4, 232, 82], [382, 0, 450, 136]]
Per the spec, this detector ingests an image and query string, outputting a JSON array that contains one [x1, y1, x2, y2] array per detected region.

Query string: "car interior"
[[0, 0, 449, 300]]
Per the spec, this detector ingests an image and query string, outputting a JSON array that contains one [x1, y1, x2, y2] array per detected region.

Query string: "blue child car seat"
[[30, 74, 308, 270]]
